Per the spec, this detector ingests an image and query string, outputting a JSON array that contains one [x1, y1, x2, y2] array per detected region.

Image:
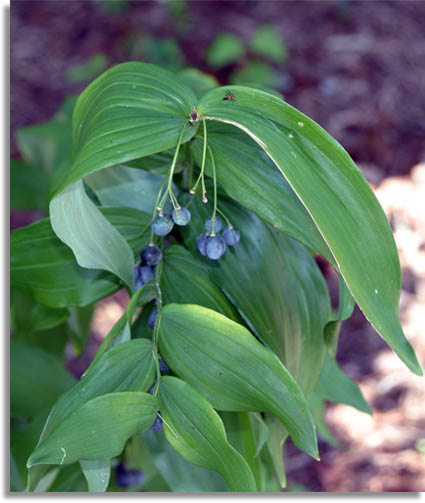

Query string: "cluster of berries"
[[196, 216, 240, 260], [134, 244, 162, 290], [151, 206, 191, 237]]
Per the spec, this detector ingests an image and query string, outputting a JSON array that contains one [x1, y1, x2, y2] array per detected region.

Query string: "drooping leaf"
[[80, 459, 111, 492], [315, 354, 372, 415], [60, 62, 197, 192], [198, 86, 422, 376], [10, 341, 76, 418], [189, 122, 333, 262], [50, 180, 135, 291], [27, 392, 157, 467], [159, 304, 318, 459], [158, 376, 256, 492]]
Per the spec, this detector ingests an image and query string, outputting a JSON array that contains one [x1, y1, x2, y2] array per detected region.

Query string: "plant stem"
[[208, 145, 218, 234]]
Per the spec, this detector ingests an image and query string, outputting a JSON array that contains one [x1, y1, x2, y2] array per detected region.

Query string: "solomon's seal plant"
[[10, 62, 422, 492]]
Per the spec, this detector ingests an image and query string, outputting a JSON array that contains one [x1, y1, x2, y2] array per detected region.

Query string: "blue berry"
[[140, 266, 154, 284], [152, 214, 174, 236], [150, 415, 163, 432], [159, 357, 169, 372], [205, 217, 223, 233], [172, 207, 191, 226], [148, 309, 157, 329], [223, 227, 240, 246], [115, 463, 144, 488], [206, 235, 227, 260], [196, 233, 209, 256], [141, 245, 162, 266]]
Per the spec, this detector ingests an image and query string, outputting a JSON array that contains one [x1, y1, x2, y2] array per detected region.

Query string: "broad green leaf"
[[10, 341, 76, 418], [141, 430, 227, 492], [50, 180, 135, 291], [80, 459, 110, 492], [315, 354, 372, 415], [189, 122, 333, 262], [29, 305, 70, 332], [27, 392, 157, 467], [207, 33, 245, 69], [182, 198, 330, 395], [159, 304, 318, 459], [198, 86, 422, 375], [61, 62, 197, 192], [158, 376, 256, 492], [86, 166, 174, 214], [10, 218, 119, 308], [161, 245, 239, 321], [10, 159, 48, 211], [38, 338, 155, 445], [124, 149, 176, 175], [250, 25, 287, 63]]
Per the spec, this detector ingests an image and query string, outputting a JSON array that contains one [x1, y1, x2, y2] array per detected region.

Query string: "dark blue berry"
[[115, 463, 144, 488], [140, 266, 154, 284], [196, 233, 209, 256], [223, 227, 240, 246], [172, 207, 191, 226], [159, 357, 169, 372], [150, 415, 163, 432], [207, 235, 227, 260], [152, 214, 174, 236], [205, 217, 223, 233], [148, 309, 158, 329], [141, 245, 162, 266]]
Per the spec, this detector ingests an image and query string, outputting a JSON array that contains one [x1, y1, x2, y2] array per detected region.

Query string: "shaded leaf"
[[10, 159, 48, 211], [29, 305, 70, 332], [158, 376, 256, 492], [80, 459, 111, 492]]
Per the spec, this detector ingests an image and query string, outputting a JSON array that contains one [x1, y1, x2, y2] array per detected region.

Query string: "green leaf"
[[264, 415, 288, 488], [161, 245, 239, 320], [177, 68, 219, 99], [27, 392, 157, 467], [198, 86, 422, 376], [10, 217, 120, 308], [189, 122, 333, 262], [66, 53, 109, 84], [80, 459, 111, 492], [61, 62, 197, 192], [207, 33, 245, 69], [38, 338, 155, 445], [10, 341, 76, 418], [159, 304, 318, 459], [183, 198, 331, 396], [158, 376, 256, 492], [230, 62, 275, 87], [315, 354, 372, 415], [86, 166, 175, 214], [10, 159, 48, 211], [50, 180, 135, 291], [29, 305, 70, 332], [250, 25, 287, 63]]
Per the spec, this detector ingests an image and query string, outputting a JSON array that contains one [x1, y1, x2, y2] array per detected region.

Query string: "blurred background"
[[10, 0, 425, 492]]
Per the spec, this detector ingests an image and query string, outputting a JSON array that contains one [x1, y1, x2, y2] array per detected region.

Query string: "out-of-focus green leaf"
[[10, 341, 76, 418], [159, 304, 318, 459], [10, 159, 48, 211], [308, 392, 338, 446], [177, 68, 218, 99], [231, 62, 275, 87], [29, 305, 70, 332], [315, 354, 372, 415], [27, 392, 157, 467], [161, 245, 239, 321], [66, 53, 109, 84], [189, 122, 333, 262], [50, 180, 135, 291], [61, 62, 196, 193], [140, 36, 185, 71], [158, 376, 256, 492], [80, 459, 110, 492], [198, 85, 422, 376], [250, 25, 287, 63], [207, 33, 245, 69]]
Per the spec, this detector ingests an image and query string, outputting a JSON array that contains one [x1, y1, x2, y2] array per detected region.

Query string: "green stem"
[[216, 207, 233, 228], [152, 260, 164, 396], [190, 119, 208, 200], [208, 145, 218, 234]]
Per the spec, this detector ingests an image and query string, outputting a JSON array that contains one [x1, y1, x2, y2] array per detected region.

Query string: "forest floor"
[[10, 0, 425, 492]]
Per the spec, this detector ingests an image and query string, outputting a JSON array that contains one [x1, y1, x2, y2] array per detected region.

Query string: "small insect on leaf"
[[223, 90, 236, 102]]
